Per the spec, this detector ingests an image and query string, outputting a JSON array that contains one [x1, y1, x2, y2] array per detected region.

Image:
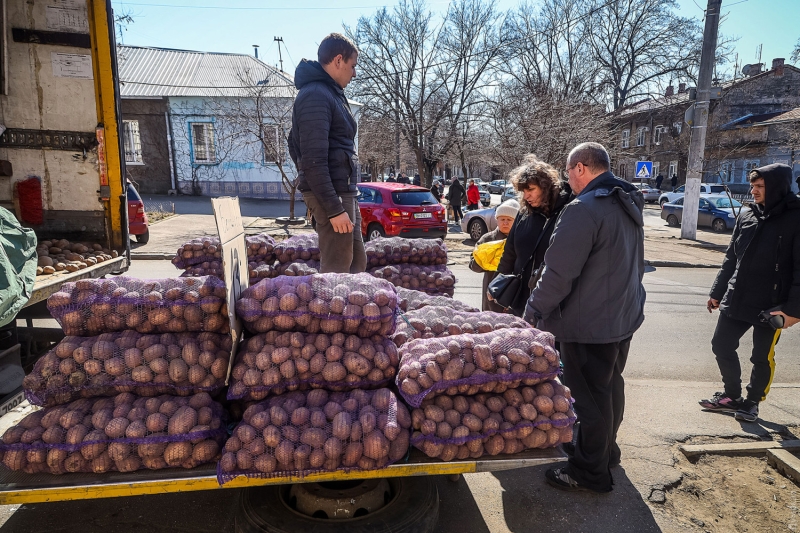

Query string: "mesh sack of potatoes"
[[397, 328, 560, 407], [365, 237, 448, 268], [392, 307, 531, 346], [236, 273, 398, 337], [274, 233, 321, 265], [23, 332, 233, 407], [0, 392, 226, 475], [179, 261, 224, 279], [227, 331, 400, 401], [48, 276, 230, 337], [409, 382, 575, 461], [36, 239, 119, 276], [217, 388, 411, 483], [172, 234, 276, 269], [275, 260, 320, 277], [396, 287, 478, 313], [368, 264, 456, 296]]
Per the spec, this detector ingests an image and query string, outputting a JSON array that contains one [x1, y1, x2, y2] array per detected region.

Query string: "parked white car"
[[658, 184, 728, 206]]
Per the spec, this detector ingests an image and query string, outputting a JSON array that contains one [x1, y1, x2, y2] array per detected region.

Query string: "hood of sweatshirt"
[[580, 171, 645, 227], [294, 60, 342, 93], [750, 163, 793, 218]]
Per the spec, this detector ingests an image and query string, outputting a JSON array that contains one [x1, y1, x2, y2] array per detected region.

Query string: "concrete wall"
[[120, 98, 172, 194], [0, 0, 104, 233]]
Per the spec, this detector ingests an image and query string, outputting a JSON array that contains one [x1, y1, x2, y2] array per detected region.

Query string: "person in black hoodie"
[[494, 154, 571, 316], [446, 176, 466, 225], [288, 33, 366, 274], [701, 163, 800, 422]]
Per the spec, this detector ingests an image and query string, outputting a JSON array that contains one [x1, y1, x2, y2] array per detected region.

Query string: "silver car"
[[460, 205, 498, 241], [487, 179, 508, 194], [634, 182, 661, 203], [501, 185, 517, 204]]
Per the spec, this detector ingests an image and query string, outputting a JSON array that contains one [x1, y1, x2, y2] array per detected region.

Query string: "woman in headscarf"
[[469, 199, 520, 312]]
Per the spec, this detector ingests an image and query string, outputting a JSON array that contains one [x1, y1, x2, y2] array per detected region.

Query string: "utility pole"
[[394, 74, 401, 173], [274, 37, 284, 72], [681, 0, 722, 240]]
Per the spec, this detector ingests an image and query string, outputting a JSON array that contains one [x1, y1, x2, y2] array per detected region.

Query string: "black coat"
[[446, 180, 466, 206], [288, 60, 358, 219], [710, 164, 800, 324]]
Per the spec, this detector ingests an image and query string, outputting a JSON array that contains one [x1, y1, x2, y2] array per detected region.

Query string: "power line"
[[114, 1, 412, 10]]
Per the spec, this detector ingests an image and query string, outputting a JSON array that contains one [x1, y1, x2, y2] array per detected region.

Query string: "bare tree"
[[357, 106, 397, 179]]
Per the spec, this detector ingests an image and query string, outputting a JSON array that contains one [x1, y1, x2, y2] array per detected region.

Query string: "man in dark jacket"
[[701, 163, 800, 422], [524, 142, 646, 493], [288, 33, 366, 274], [446, 177, 466, 225]]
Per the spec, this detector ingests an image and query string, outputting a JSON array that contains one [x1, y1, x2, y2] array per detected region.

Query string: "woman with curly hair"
[[493, 154, 571, 316]]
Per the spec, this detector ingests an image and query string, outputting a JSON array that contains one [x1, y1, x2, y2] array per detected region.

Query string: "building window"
[[621, 129, 630, 148], [743, 159, 760, 182], [122, 120, 143, 164], [719, 161, 733, 182], [191, 122, 216, 164], [673, 122, 682, 135], [653, 162, 660, 179], [653, 125, 664, 145], [668, 160, 678, 181], [636, 127, 647, 147], [618, 164, 626, 179]]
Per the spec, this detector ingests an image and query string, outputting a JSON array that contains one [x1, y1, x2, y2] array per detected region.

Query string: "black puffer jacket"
[[288, 60, 358, 219], [710, 163, 800, 324]]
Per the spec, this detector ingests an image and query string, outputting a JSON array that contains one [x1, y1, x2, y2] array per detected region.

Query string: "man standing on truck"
[[288, 33, 366, 274], [524, 142, 646, 493]]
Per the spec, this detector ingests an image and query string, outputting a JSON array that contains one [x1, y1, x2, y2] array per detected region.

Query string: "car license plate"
[[414, 212, 432, 219]]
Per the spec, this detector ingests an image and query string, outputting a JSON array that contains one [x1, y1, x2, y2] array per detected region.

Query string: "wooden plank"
[[767, 449, 800, 485], [25, 255, 127, 307], [680, 440, 800, 458]]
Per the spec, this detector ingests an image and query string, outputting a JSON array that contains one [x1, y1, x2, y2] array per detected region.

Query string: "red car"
[[357, 182, 447, 241], [127, 182, 150, 244]]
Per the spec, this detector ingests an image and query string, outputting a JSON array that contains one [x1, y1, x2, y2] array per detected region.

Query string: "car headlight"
[[728, 213, 735, 218]]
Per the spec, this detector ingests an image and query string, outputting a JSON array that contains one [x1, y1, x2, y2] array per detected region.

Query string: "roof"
[[753, 106, 800, 125], [359, 182, 428, 191], [117, 45, 297, 98]]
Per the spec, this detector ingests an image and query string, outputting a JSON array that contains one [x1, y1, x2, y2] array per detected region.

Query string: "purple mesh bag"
[[23, 332, 233, 408], [236, 273, 398, 337], [369, 264, 456, 296], [0, 393, 226, 475], [217, 388, 411, 484], [172, 234, 276, 269], [396, 287, 478, 313], [275, 260, 320, 277], [227, 332, 400, 401], [393, 307, 531, 346], [274, 233, 321, 264], [47, 276, 229, 336], [365, 237, 448, 268], [409, 382, 576, 460], [397, 328, 561, 407], [179, 261, 224, 279]]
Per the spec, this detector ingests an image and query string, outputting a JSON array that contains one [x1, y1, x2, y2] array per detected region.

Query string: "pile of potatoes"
[[218, 388, 411, 481], [36, 239, 119, 276], [236, 273, 398, 337], [47, 276, 230, 337], [410, 382, 575, 460], [275, 260, 320, 277], [396, 287, 478, 313], [274, 234, 321, 264], [227, 331, 400, 401], [365, 237, 448, 268], [179, 261, 224, 279], [369, 264, 456, 296], [172, 234, 276, 269], [0, 392, 225, 475], [393, 307, 530, 346], [397, 329, 561, 407], [23, 331, 233, 407]]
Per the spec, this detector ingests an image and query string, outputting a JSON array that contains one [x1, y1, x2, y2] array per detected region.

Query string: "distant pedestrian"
[[413, 173, 421, 186], [467, 179, 480, 210], [430, 181, 442, 202], [671, 174, 678, 189], [288, 32, 365, 274], [701, 164, 800, 422], [524, 142, 646, 494], [397, 174, 410, 184], [446, 176, 466, 225], [386, 174, 396, 182], [655, 173, 664, 190], [470, 199, 520, 312]]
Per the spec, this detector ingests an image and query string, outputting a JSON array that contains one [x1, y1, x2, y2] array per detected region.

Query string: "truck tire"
[[235, 477, 439, 533], [136, 229, 150, 244]]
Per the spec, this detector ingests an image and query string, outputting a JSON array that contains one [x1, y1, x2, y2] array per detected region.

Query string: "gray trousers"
[[302, 192, 367, 274]]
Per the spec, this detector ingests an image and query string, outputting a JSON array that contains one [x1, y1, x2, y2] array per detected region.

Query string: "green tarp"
[[0, 207, 37, 327]]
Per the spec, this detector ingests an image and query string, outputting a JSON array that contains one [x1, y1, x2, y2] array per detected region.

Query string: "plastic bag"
[[227, 332, 399, 401], [217, 388, 411, 484], [397, 287, 478, 313], [410, 382, 575, 460], [236, 273, 398, 337], [23, 332, 232, 407], [0, 392, 226, 474], [369, 264, 455, 296], [392, 307, 530, 346], [397, 328, 560, 407], [172, 234, 275, 269], [274, 234, 321, 264], [472, 240, 506, 272], [365, 237, 447, 268]]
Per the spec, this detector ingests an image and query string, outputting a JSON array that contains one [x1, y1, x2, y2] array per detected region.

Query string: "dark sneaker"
[[734, 400, 759, 422], [545, 467, 612, 493], [699, 392, 744, 412]]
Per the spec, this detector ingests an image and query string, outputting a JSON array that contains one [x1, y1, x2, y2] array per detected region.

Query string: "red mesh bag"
[[172, 234, 275, 269], [274, 234, 321, 264]]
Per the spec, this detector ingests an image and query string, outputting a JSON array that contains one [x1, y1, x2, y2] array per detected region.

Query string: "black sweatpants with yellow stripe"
[[712, 312, 782, 403]]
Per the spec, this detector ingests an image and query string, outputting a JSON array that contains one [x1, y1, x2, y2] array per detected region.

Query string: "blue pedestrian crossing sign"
[[636, 161, 653, 179]]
